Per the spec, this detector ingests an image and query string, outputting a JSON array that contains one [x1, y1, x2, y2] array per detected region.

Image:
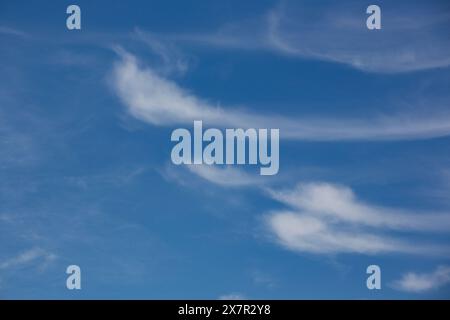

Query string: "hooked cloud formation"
[[265, 182, 450, 255], [169, 1, 450, 73], [168, 164, 450, 256], [112, 51, 450, 141]]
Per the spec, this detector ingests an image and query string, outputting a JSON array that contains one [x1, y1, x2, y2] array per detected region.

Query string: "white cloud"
[[0, 26, 27, 38], [112, 51, 450, 141], [265, 182, 450, 255], [133, 28, 190, 75], [170, 1, 450, 73], [175, 167, 450, 255], [268, 183, 450, 232], [267, 212, 423, 254], [392, 266, 450, 293], [112, 49, 228, 126], [0, 248, 56, 270], [263, 3, 450, 73], [186, 165, 265, 187]]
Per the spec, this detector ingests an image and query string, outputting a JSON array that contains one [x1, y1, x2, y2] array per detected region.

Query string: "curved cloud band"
[[112, 51, 450, 141], [266, 182, 450, 255]]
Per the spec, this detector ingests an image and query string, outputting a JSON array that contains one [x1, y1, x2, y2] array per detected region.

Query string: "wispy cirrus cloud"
[[0, 109, 42, 169], [169, 164, 450, 256], [0, 26, 27, 38], [263, 1, 450, 73], [133, 28, 190, 75], [186, 165, 265, 187], [166, 0, 450, 73], [392, 265, 450, 292], [267, 212, 422, 255], [111, 50, 450, 141], [268, 183, 450, 232], [0, 248, 56, 271], [265, 182, 450, 255]]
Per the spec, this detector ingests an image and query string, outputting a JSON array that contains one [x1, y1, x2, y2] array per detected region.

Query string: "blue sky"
[[1, 0, 450, 299]]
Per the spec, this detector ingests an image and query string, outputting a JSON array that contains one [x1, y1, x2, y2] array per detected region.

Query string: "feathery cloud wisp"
[[168, 1, 450, 73], [0, 26, 27, 38], [268, 183, 450, 232], [263, 2, 450, 73], [186, 165, 264, 187], [112, 51, 450, 141], [267, 212, 423, 255], [392, 266, 450, 292], [0, 248, 56, 270], [178, 164, 450, 255], [265, 182, 450, 255]]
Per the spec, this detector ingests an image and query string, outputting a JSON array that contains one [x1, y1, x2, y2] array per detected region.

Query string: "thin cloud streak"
[[0, 248, 56, 270], [268, 182, 450, 232], [187, 165, 265, 187], [0, 26, 28, 38], [392, 266, 450, 292], [163, 1, 450, 73], [263, 3, 450, 73]]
